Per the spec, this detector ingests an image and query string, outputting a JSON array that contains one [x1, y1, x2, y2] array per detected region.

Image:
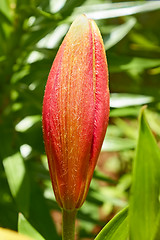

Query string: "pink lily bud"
[[42, 15, 110, 210]]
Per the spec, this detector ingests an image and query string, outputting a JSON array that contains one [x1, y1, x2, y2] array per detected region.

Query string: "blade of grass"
[[129, 107, 160, 240]]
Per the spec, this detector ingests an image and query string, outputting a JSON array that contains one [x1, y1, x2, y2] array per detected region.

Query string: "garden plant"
[[0, 0, 160, 240]]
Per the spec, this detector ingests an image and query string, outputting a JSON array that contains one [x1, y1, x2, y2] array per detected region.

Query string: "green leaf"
[[145, 110, 160, 137], [113, 118, 138, 140], [49, 0, 66, 13], [94, 207, 128, 240], [3, 152, 30, 216], [18, 213, 45, 240], [129, 107, 160, 240], [93, 170, 117, 184], [27, 182, 60, 240], [18, 121, 45, 154], [102, 137, 135, 152], [154, 211, 160, 240], [110, 93, 154, 108], [0, 11, 12, 25], [59, 0, 87, 16], [2, 152, 59, 240], [0, 161, 18, 230], [15, 115, 41, 132], [88, 1, 160, 20], [110, 107, 140, 118], [104, 17, 136, 50], [72, 1, 160, 20], [109, 54, 160, 73], [130, 32, 160, 53], [0, 0, 12, 21]]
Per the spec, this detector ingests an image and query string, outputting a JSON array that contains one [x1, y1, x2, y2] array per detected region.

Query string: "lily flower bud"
[[42, 14, 110, 211]]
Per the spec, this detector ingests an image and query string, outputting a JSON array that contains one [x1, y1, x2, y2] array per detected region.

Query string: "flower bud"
[[42, 15, 110, 210]]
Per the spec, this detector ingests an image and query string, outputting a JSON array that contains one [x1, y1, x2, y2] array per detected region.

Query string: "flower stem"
[[62, 209, 77, 240]]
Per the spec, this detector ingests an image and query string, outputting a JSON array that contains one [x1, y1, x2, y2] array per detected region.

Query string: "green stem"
[[62, 209, 77, 240]]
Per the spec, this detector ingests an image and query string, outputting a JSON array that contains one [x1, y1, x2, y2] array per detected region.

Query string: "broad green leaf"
[[0, 227, 33, 240], [154, 211, 160, 240], [27, 182, 60, 240], [0, 161, 18, 230], [18, 214, 45, 240], [104, 17, 136, 50], [94, 207, 128, 240], [129, 107, 160, 240], [3, 152, 30, 216]]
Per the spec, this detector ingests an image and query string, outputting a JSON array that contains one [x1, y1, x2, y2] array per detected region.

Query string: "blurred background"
[[0, 0, 160, 239]]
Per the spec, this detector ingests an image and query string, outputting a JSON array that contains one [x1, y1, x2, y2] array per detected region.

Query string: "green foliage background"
[[0, 0, 160, 239]]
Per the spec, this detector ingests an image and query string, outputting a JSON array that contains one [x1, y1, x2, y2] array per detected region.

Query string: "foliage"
[[0, 0, 160, 239]]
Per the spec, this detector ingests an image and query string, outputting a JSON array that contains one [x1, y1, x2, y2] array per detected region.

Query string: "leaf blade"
[[18, 213, 45, 240], [3, 152, 30, 216], [129, 107, 160, 240], [95, 207, 128, 240]]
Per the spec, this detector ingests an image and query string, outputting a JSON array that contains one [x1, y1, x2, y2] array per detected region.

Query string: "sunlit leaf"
[[15, 116, 41, 132], [0, 161, 18, 230], [130, 32, 160, 53], [145, 110, 160, 136], [18, 214, 45, 240], [0, 0, 12, 21], [18, 121, 44, 154], [129, 107, 160, 240], [110, 107, 140, 118], [3, 152, 30, 216], [28, 182, 60, 240], [84, 1, 160, 20], [102, 137, 135, 152], [22, 23, 57, 49], [70, 1, 160, 20], [110, 93, 154, 108], [59, 0, 87, 16], [113, 118, 138, 140], [37, 24, 69, 49], [104, 17, 136, 50], [49, 0, 66, 13], [154, 212, 160, 240], [89, 183, 127, 208], [94, 207, 128, 240]]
